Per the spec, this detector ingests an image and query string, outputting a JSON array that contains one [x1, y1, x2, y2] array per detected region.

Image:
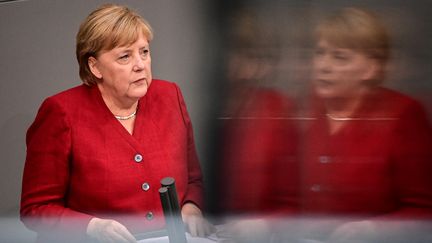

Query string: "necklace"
[[326, 113, 352, 121], [326, 113, 398, 121], [114, 110, 137, 120]]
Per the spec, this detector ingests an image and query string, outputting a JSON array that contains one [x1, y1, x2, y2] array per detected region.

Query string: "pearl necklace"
[[326, 113, 352, 121], [326, 113, 398, 121], [114, 110, 137, 120]]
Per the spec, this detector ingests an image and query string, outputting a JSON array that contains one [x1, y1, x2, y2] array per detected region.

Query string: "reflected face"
[[312, 39, 376, 99], [227, 50, 271, 84], [89, 32, 152, 101]]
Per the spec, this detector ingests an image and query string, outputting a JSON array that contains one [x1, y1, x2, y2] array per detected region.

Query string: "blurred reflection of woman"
[[301, 7, 432, 242], [216, 9, 299, 216]]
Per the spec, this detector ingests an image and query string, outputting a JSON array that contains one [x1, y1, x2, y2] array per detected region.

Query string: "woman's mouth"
[[132, 78, 147, 85], [316, 79, 334, 87]]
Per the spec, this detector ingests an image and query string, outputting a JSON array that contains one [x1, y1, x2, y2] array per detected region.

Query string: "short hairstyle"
[[76, 4, 153, 86], [315, 7, 390, 64]]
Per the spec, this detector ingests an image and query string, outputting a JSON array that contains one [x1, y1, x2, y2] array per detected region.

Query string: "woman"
[[21, 4, 212, 243], [300, 7, 432, 242], [216, 8, 299, 215]]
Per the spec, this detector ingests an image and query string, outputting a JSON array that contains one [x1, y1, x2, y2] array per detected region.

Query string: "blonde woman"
[[21, 4, 212, 242]]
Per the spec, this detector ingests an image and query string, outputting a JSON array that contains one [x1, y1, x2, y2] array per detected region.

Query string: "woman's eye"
[[314, 49, 324, 56], [119, 54, 129, 60], [332, 50, 350, 61], [141, 49, 149, 56], [334, 54, 348, 60]]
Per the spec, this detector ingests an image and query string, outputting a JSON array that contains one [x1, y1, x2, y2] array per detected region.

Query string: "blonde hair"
[[76, 4, 153, 86], [315, 7, 390, 64]]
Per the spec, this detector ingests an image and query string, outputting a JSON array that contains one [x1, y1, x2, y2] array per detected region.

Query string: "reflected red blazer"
[[218, 88, 299, 214], [302, 87, 432, 219], [21, 80, 203, 240]]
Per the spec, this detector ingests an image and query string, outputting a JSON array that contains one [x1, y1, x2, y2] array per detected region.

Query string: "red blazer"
[[218, 88, 299, 214], [302, 87, 432, 219], [21, 80, 203, 240]]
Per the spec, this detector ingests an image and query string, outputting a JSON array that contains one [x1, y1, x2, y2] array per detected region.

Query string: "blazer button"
[[319, 156, 331, 164], [146, 211, 154, 221], [134, 154, 143, 163], [142, 182, 150, 191], [310, 184, 321, 192]]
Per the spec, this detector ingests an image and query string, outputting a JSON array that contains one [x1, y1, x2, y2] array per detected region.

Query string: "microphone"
[[159, 177, 187, 243]]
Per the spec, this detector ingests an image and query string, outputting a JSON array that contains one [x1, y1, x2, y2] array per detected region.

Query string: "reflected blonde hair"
[[316, 7, 390, 64], [76, 4, 153, 86]]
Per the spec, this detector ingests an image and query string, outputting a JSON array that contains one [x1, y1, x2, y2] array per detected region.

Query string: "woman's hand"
[[86, 217, 137, 243], [181, 202, 215, 237], [327, 220, 377, 243], [222, 218, 271, 242]]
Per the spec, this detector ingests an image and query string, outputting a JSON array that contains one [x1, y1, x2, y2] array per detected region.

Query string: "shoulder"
[[370, 88, 432, 128], [257, 88, 294, 107], [148, 79, 179, 93], [145, 79, 191, 124], [33, 85, 94, 121], [378, 87, 417, 104], [245, 87, 295, 116], [146, 79, 184, 103], [43, 85, 91, 106], [48, 85, 92, 102], [27, 85, 89, 140], [149, 79, 177, 91], [42, 84, 96, 109], [375, 87, 424, 113]]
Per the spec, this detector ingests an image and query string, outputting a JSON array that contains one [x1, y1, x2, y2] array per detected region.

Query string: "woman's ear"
[[88, 56, 102, 79]]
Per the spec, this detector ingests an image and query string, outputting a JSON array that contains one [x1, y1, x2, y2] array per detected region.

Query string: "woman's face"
[[312, 39, 377, 99], [89, 32, 152, 102]]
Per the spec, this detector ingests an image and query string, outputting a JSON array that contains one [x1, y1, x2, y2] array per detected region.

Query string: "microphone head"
[[161, 177, 175, 187]]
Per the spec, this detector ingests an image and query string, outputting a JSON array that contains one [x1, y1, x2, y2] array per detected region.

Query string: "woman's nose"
[[133, 55, 145, 72], [314, 55, 332, 73]]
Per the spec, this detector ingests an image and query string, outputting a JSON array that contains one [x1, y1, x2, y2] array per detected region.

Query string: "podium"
[[135, 177, 219, 243]]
